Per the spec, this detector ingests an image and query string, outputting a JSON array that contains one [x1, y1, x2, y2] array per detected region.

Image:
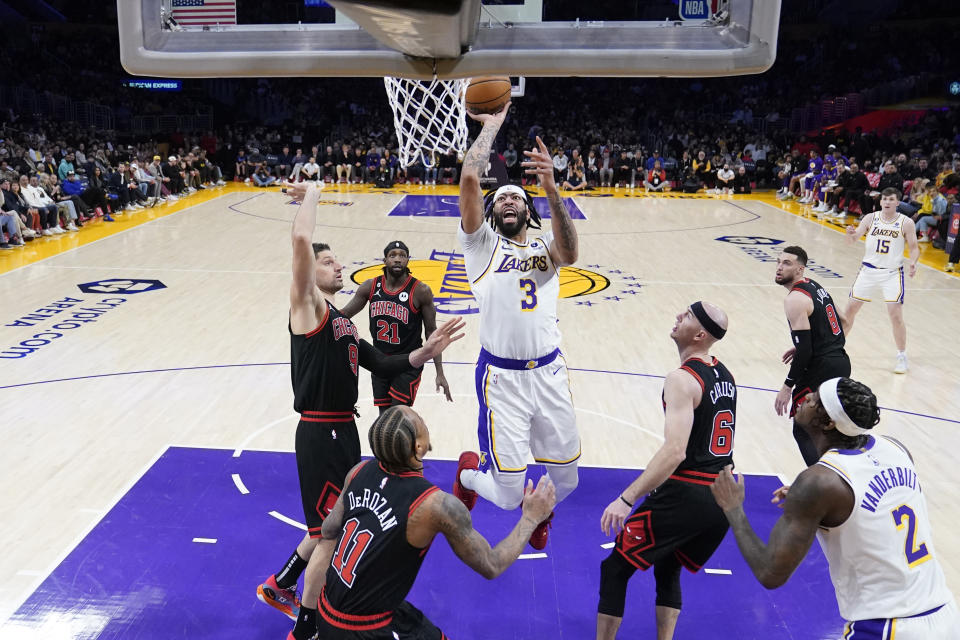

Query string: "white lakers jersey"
[[862, 213, 907, 269], [816, 436, 952, 621], [458, 223, 561, 359]]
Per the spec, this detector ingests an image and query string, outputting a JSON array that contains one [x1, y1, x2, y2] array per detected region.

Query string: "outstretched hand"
[[466, 101, 512, 126], [710, 465, 746, 513], [522, 475, 556, 524], [422, 316, 466, 358], [600, 496, 632, 537], [282, 180, 323, 202], [521, 136, 556, 191], [771, 485, 790, 508]]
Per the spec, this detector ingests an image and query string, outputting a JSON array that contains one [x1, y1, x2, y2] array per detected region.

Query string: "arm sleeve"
[[358, 339, 413, 378], [784, 330, 813, 387]]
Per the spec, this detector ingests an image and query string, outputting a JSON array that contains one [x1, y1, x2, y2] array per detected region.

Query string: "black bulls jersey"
[[322, 461, 439, 620], [289, 303, 360, 414], [368, 275, 423, 356], [673, 357, 737, 476], [790, 278, 847, 360]]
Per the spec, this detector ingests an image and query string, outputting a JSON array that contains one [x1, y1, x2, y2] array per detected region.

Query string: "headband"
[[691, 301, 726, 340], [493, 184, 527, 202], [384, 240, 409, 256], [819, 378, 869, 437]]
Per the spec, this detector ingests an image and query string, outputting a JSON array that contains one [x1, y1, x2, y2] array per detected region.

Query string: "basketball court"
[[2, 0, 959, 637], [1, 182, 958, 639]]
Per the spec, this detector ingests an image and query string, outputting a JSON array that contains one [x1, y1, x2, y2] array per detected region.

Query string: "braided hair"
[[824, 377, 881, 449], [368, 406, 421, 473], [482, 186, 542, 232]]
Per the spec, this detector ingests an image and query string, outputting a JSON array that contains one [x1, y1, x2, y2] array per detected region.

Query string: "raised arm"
[[339, 279, 373, 319], [429, 476, 555, 579], [459, 104, 511, 234], [289, 182, 326, 333], [416, 282, 452, 402], [600, 368, 698, 535], [711, 464, 852, 588], [523, 136, 578, 266], [358, 316, 466, 378]]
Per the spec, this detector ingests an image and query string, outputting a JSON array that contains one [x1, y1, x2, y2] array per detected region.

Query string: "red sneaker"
[[256, 574, 301, 620], [453, 451, 479, 511], [528, 512, 554, 551]]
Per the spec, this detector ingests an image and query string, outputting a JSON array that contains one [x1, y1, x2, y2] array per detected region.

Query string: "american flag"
[[171, 0, 236, 26]]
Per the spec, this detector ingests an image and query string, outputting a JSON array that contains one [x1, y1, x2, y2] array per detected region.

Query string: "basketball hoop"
[[383, 76, 469, 169]]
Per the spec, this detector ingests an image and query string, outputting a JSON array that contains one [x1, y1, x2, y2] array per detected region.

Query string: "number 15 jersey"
[[459, 223, 560, 360]]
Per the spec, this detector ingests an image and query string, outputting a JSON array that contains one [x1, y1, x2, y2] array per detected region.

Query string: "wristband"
[[619, 495, 633, 508]]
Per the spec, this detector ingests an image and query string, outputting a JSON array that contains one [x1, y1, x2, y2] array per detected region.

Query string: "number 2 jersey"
[[321, 461, 439, 627], [458, 223, 560, 359], [816, 436, 952, 621]]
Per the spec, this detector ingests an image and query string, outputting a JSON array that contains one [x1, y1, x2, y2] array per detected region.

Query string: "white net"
[[383, 76, 469, 170]]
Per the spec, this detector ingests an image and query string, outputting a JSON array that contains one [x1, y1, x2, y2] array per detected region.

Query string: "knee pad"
[[654, 558, 682, 610], [598, 552, 636, 618], [546, 465, 579, 503]]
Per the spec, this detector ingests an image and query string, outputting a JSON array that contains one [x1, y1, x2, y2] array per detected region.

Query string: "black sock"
[[292, 606, 317, 640], [275, 551, 308, 590]]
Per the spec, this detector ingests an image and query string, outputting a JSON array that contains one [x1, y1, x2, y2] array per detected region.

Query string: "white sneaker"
[[53, 226, 65, 234], [166, 195, 178, 202], [894, 353, 908, 374], [918, 235, 930, 243], [42, 229, 53, 236], [125, 204, 136, 211], [67, 223, 78, 231], [23, 229, 37, 238]]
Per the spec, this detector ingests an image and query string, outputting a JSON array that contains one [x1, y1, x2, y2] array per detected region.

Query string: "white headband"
[[818, 378, 868, 437], [493, 184, 527, 202]]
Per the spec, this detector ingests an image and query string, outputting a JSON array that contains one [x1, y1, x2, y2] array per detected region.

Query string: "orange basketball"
[[465, 76, 512, 115]]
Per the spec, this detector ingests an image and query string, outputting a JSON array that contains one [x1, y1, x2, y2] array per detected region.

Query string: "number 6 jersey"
[[816, 436, 952, 621], [459, 223, 560, 359]]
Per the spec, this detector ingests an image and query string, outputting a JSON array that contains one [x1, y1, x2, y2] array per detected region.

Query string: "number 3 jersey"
[[458, 223, 560, 359], [368, 274, 423, 355], [322, 461, 439, 622], [816, 436, 952, 621]]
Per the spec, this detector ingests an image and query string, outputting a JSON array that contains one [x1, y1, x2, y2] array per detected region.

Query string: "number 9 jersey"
[[458, 223, 560, 360]]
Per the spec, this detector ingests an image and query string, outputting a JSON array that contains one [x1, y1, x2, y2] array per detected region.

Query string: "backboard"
[[117, 0, 781, 80]]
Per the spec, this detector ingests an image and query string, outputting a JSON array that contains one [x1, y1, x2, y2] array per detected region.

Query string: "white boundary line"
[[269, 511, 307, 531], [704, 568, 733, 575], [518, 553, 547, 560], [0, 190, 231, 279], [0, 444, 170, 625], [192, 537, 218, 544], [233, 413, 299, 457], [232, 473, 250, 495]]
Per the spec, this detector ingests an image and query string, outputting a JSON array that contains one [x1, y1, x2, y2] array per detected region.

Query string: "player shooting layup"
[[453, 102, 581, 550]]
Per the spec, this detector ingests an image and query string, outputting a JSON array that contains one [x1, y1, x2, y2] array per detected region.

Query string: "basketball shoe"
[[528, 512, 554, 551], [257, 575, 301, 620], [453, 451, 480, 511]]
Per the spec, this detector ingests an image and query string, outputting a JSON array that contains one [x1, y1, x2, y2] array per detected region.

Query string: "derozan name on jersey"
[[370, 300, 410, 323]]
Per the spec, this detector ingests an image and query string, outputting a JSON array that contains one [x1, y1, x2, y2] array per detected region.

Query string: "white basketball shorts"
[[850, 263, 905, 304], [474, 348, 580, 474]]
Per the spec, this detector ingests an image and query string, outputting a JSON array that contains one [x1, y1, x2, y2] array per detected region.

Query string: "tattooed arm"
[[711, 464, 854, 589], [460, 103, 511, 234], [417, 476, 555, 579], [523, 136, 578, 266]]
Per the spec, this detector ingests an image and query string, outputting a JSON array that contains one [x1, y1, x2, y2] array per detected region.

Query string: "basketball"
[[465, 76, 512, 115]]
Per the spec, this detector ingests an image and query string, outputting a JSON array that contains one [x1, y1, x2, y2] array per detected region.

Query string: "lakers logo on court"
[[350, 249, 611, 314]]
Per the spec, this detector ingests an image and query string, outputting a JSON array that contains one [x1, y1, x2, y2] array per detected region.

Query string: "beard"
[[774, 273, 792, 285], [495, 210, 527, 237]]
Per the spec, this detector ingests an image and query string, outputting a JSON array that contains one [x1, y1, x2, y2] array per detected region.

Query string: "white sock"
[[460, 468, 525, 510]]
